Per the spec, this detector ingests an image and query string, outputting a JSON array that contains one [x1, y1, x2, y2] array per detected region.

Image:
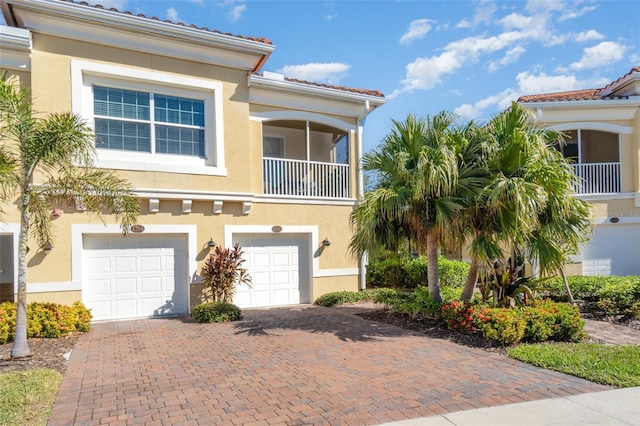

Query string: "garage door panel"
[[233, 234, 309, 308], [83, 234, 188, 320], [583, 224, 640, 276]]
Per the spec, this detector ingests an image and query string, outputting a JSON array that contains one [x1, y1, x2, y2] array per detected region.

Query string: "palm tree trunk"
[[559, 267, 575, 305], [460, 258, 479, 301], [426, 231, 442, 303], [11, 203, 31, 358]]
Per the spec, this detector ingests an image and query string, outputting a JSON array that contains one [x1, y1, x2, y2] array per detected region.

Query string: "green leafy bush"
[[367, 257, 470, 288], [597, 278, 640, 315], [366, 258, 409, 288], [0, 301, 92, 344], [192, 302, 242, 323], [314, 291, 367, 307], [439, 299, 584, 344]]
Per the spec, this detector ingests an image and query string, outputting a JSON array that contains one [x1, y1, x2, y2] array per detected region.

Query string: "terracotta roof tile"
[[284, 77, 385, 98], [518, 67, 640, 103], [59, 0, 272, 45]]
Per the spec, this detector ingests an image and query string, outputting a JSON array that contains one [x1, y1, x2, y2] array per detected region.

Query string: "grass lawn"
[[0, 369, 61, 426], [508, 343, 640, 387]]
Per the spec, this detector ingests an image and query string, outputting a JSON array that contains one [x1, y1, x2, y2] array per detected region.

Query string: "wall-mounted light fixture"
[[207, 238, 216, 248], [322, 237, 331, 247], [43, 242, 53, 253]]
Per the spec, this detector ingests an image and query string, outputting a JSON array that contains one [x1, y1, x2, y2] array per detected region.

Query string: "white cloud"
[[488, 46, 525, 72], [575, 30, 604, 42], [515, 71, 609, 94], [227, 4, 247, 21], [187, 0, 204, 4], [570, 41, 626, 70], [559, 4, 598, 21], [400, 19, 433, 45], [456, 0, 497, 28], [90, 0, 127, 9], [166, 7, 179, 22], [325, 13, 338, 21], [454, 88, 518, 120], [277, 63, 351, 85]]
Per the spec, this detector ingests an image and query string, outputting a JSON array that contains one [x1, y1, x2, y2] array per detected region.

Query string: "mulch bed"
[[0, 334, 80, 375]]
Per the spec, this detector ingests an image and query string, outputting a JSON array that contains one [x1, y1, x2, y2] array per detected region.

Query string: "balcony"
[[263, 157, 350, 198], [572, 162, 620, 195]]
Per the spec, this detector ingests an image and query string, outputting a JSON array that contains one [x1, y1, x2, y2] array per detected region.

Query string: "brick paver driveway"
[[49, 305, 607, 425]]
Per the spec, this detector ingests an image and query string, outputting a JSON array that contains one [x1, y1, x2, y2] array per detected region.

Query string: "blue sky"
[[5, 0, 640, 151]]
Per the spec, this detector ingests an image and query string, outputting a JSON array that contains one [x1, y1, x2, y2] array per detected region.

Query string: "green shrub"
[[0, 301, 16, 344], [366, 288, 408, 306], [314, 291, 366, 307], [475, 307, 527, 344], [192, 302, 242, 323], [367, 256, 470, 288], [0, 301, 92, 344], [366, 258, 409, 288], [439, 299, 584, 344], [596, 277, 640, 315], [438, 258, 470, 288]]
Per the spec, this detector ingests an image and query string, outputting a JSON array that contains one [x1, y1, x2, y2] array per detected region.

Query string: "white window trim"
[[71, 60, 226, 176]]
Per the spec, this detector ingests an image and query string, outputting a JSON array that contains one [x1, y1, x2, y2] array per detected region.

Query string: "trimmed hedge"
[[537, 275, 640, 317], [314, 288, 407, 307], [192, 302, 242, 323], [0, 301, 92, 344], [367, 256, 470, 289]]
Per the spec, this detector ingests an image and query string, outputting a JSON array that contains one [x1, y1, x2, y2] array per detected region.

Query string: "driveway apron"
[[49, 305, 607, 425]]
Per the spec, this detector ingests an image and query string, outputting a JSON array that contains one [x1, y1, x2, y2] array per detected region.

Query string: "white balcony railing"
[[572, 162, 620, 195], [263, 157, 350, 198]]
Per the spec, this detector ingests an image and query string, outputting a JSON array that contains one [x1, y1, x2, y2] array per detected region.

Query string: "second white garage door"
[[582, 224, 640, 276], [233, 234, 310, 308], [83, 234, 188, 321]]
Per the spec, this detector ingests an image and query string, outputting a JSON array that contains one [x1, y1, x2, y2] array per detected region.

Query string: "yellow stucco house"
[[0, 0, 385, 320], [518, 67, 640, 277]]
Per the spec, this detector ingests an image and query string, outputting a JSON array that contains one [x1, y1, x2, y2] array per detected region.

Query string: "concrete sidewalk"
[[382, 386, 640, 426]]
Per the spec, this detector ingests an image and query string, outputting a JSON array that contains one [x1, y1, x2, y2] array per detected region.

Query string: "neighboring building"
[[518, 67, 640, 276], [0, 0, 385, 320]]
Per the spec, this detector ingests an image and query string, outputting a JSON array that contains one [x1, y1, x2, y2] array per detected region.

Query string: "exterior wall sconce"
[[207, 238, 216, 248], [43, 242, 53, 253], [322, 238, 331, 247]]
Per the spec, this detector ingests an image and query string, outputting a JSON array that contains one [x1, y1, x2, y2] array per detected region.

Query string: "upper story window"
[[558, 129, 619, 164], [72, 60, 225, 176], [94, 86, 205, 157]]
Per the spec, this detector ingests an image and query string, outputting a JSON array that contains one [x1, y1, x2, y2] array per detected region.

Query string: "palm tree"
[[0, 73, 139, 358], [350, 112, 467, 302], [458, 103, 591, 301]]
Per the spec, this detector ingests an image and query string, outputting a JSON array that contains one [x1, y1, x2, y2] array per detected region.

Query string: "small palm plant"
[[200, 244, 251, 303]]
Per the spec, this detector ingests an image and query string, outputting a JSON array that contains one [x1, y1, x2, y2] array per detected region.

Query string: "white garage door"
[[582, 224, 640, 276], [83, 234, 188, 321], [233, 234, 310, 308]]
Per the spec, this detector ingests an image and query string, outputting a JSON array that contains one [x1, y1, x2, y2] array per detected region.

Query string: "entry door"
[[0, 235, 14, 302]]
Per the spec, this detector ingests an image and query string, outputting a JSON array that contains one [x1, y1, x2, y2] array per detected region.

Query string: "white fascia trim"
[[134, 188, 254, 202], [249, 75, 386, 108], [548, 122, 633, 135], [27, 281, 80, 293], [225, 225, 321, 277], [251, 110, 356, 133], [0, 223, 20, 296], [521, 98, 640, 109], [315, 268, 359, 278], [0, 25, 31, 50], [593, 216, 640, 225], [5, 0, 274, 57], [253, 195, 356, 206], [599, 72, 640, 96], [71, 224, 198, 298], [576, 192, 635, 201], [71, 59, 226, 175]]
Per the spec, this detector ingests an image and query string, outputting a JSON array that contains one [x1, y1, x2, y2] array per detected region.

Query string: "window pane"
[[95, 118, 150, 152], [93, 86, 149, 120], [155, 125, 204, 157], [155, 94, 204, 127]]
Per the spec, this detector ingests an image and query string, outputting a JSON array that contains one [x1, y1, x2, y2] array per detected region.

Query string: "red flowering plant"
[[441, 301, 478, 331]]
